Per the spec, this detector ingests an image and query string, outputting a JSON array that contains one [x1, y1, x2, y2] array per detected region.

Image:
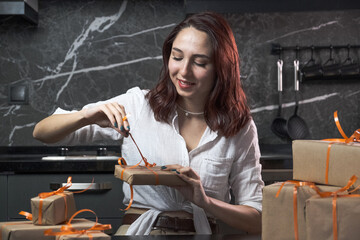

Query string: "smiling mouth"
[[178, 79, 195, 86]]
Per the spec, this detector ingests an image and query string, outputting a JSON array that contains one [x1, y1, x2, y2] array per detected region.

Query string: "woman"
[[33, 12, 263, 235]]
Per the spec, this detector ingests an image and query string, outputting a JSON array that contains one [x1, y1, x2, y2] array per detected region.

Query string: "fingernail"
[[171, 169, 176, 172], [120, 126, 125, 132], [114, 122, 118, 128], [127, 126, 130, 130], [161, 166, 167, 170], [176, 171, 180, 174]]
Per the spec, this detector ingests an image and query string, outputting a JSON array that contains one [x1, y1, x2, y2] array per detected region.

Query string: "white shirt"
[[54, 87, 264, 234]]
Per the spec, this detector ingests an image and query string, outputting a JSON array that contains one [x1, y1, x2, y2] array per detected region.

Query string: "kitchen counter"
[[0, 144, 293, 174], [111, 234, 261, 240]]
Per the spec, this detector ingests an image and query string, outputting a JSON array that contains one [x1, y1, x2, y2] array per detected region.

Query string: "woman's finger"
[[107, 103, 127, 133], [98, 105, 116, 127], [160, 164, 182, 171]]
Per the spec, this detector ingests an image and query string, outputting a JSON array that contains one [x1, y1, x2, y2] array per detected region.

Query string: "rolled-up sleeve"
[[50, 87, 147, 145], [228, 120, 264, 212]]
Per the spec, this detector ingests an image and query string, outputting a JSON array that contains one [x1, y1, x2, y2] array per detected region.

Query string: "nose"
[[179, 60, 191, 77]]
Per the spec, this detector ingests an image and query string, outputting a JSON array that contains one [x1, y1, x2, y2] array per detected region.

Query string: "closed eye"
[[172, 56, 182, 61], [194, 62, 206, 67]]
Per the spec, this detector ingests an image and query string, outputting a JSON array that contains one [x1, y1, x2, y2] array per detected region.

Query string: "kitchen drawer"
[[0, 175, 6, 221], [7, 173, 125, 232]]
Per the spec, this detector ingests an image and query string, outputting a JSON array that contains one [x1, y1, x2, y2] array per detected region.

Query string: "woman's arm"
[[33, 102, 130, 144], [203, 195, 261, 234]]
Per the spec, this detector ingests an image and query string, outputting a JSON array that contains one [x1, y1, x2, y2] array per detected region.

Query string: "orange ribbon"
[[44, 209, 111, 240], [118, 133, 158, 211], [18, 211, 33, 220], [322, 111, 360, 184], [276, 180, 321, 240]]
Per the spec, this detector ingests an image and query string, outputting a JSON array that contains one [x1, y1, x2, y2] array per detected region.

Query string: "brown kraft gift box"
[[0, 219, 96, 240], [262, 182, 343, 240], [31, 191, 76, 225], [292, 140, 360, 187], [305, 195, 360, 240], [57, 232, 110, 240], [114, 165, 187, 186]]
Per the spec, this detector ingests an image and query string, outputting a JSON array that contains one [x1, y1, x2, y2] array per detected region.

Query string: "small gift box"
[[57, 232, 110, 240], [262, 182, 343, 240], [292, 140, 360, 187], [31, 191, 76, 225], [0, 219, 95, 240], [114, 165, 187, 186], [306, 195, 360, 240]]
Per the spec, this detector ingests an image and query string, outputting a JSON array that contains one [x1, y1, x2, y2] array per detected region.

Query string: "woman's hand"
[[162, 164, 261, 233], [162, 164, 210, 208], [81, 102, 130, 137]]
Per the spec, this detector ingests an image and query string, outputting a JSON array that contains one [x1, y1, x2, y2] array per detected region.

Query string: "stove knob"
[[97, 147, 107, 156], [58, 147, 68, 156]]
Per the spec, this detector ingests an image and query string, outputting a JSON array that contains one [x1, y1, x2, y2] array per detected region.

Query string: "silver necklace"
[[177, 104, 204, 117]]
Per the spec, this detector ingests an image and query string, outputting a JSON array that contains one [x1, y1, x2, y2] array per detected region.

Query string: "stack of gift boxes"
[[0, 178, 111, 240], [262, 140, 360, 240]]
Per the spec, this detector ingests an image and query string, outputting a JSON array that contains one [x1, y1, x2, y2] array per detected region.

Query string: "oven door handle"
[[49, 182, 112, 191]]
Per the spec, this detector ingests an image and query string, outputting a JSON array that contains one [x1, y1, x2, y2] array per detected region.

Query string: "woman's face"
[[168, 27, 216, 105]]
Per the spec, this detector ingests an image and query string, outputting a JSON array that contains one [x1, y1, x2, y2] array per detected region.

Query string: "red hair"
[[146, 12, 250, 137]]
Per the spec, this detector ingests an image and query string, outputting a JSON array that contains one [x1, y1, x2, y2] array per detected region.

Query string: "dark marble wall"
[[0, 0, 359, 146]]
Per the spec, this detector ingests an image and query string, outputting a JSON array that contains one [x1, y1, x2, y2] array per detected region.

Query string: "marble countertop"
[[0, 144, 292, 173]]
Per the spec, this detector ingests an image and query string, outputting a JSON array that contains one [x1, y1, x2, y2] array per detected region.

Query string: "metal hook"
[[329, 45, 334, 61], [295, 46, 300, 60], [278, 47, 283, 60], [310, 46, 315, 61]]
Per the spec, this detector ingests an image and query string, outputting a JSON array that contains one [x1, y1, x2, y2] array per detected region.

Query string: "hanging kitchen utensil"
[[287, 54, 310, 140], [271, 59, 290, 140], [322, 45, 341, 80], [340, 45, 360, 79], [300, 46, 323, 82]]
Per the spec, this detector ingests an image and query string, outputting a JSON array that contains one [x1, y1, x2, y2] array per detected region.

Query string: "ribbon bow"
[[324, 111, 360, 143], [38, 176, 73, 199], [44, 209, 111, 240]]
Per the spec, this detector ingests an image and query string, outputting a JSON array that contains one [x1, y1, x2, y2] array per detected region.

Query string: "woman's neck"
[[176, 98, 205, 114]]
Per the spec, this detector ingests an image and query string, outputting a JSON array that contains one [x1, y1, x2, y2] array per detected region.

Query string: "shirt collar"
[[171, 112, 219, 148]]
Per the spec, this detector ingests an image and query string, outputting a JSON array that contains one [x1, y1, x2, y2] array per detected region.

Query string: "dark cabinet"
[[0, 175, 7, 221]]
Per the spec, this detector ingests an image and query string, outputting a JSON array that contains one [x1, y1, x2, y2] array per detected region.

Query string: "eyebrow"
[[172, 47, 210, 59]]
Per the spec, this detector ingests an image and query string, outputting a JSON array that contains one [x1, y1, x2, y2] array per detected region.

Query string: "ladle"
[[271, 59, 289, 139], [287, 53, 310, 140]]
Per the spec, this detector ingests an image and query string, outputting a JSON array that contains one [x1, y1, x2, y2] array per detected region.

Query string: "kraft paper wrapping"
[[31, 191, 76, 225], [293, 140, 360, 187], [114, 165, 187, 186], [262, 182, 342, 240], [57, 232, 110, 240], [0, 219, 95, 240], [306, 195, 360, 240]]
